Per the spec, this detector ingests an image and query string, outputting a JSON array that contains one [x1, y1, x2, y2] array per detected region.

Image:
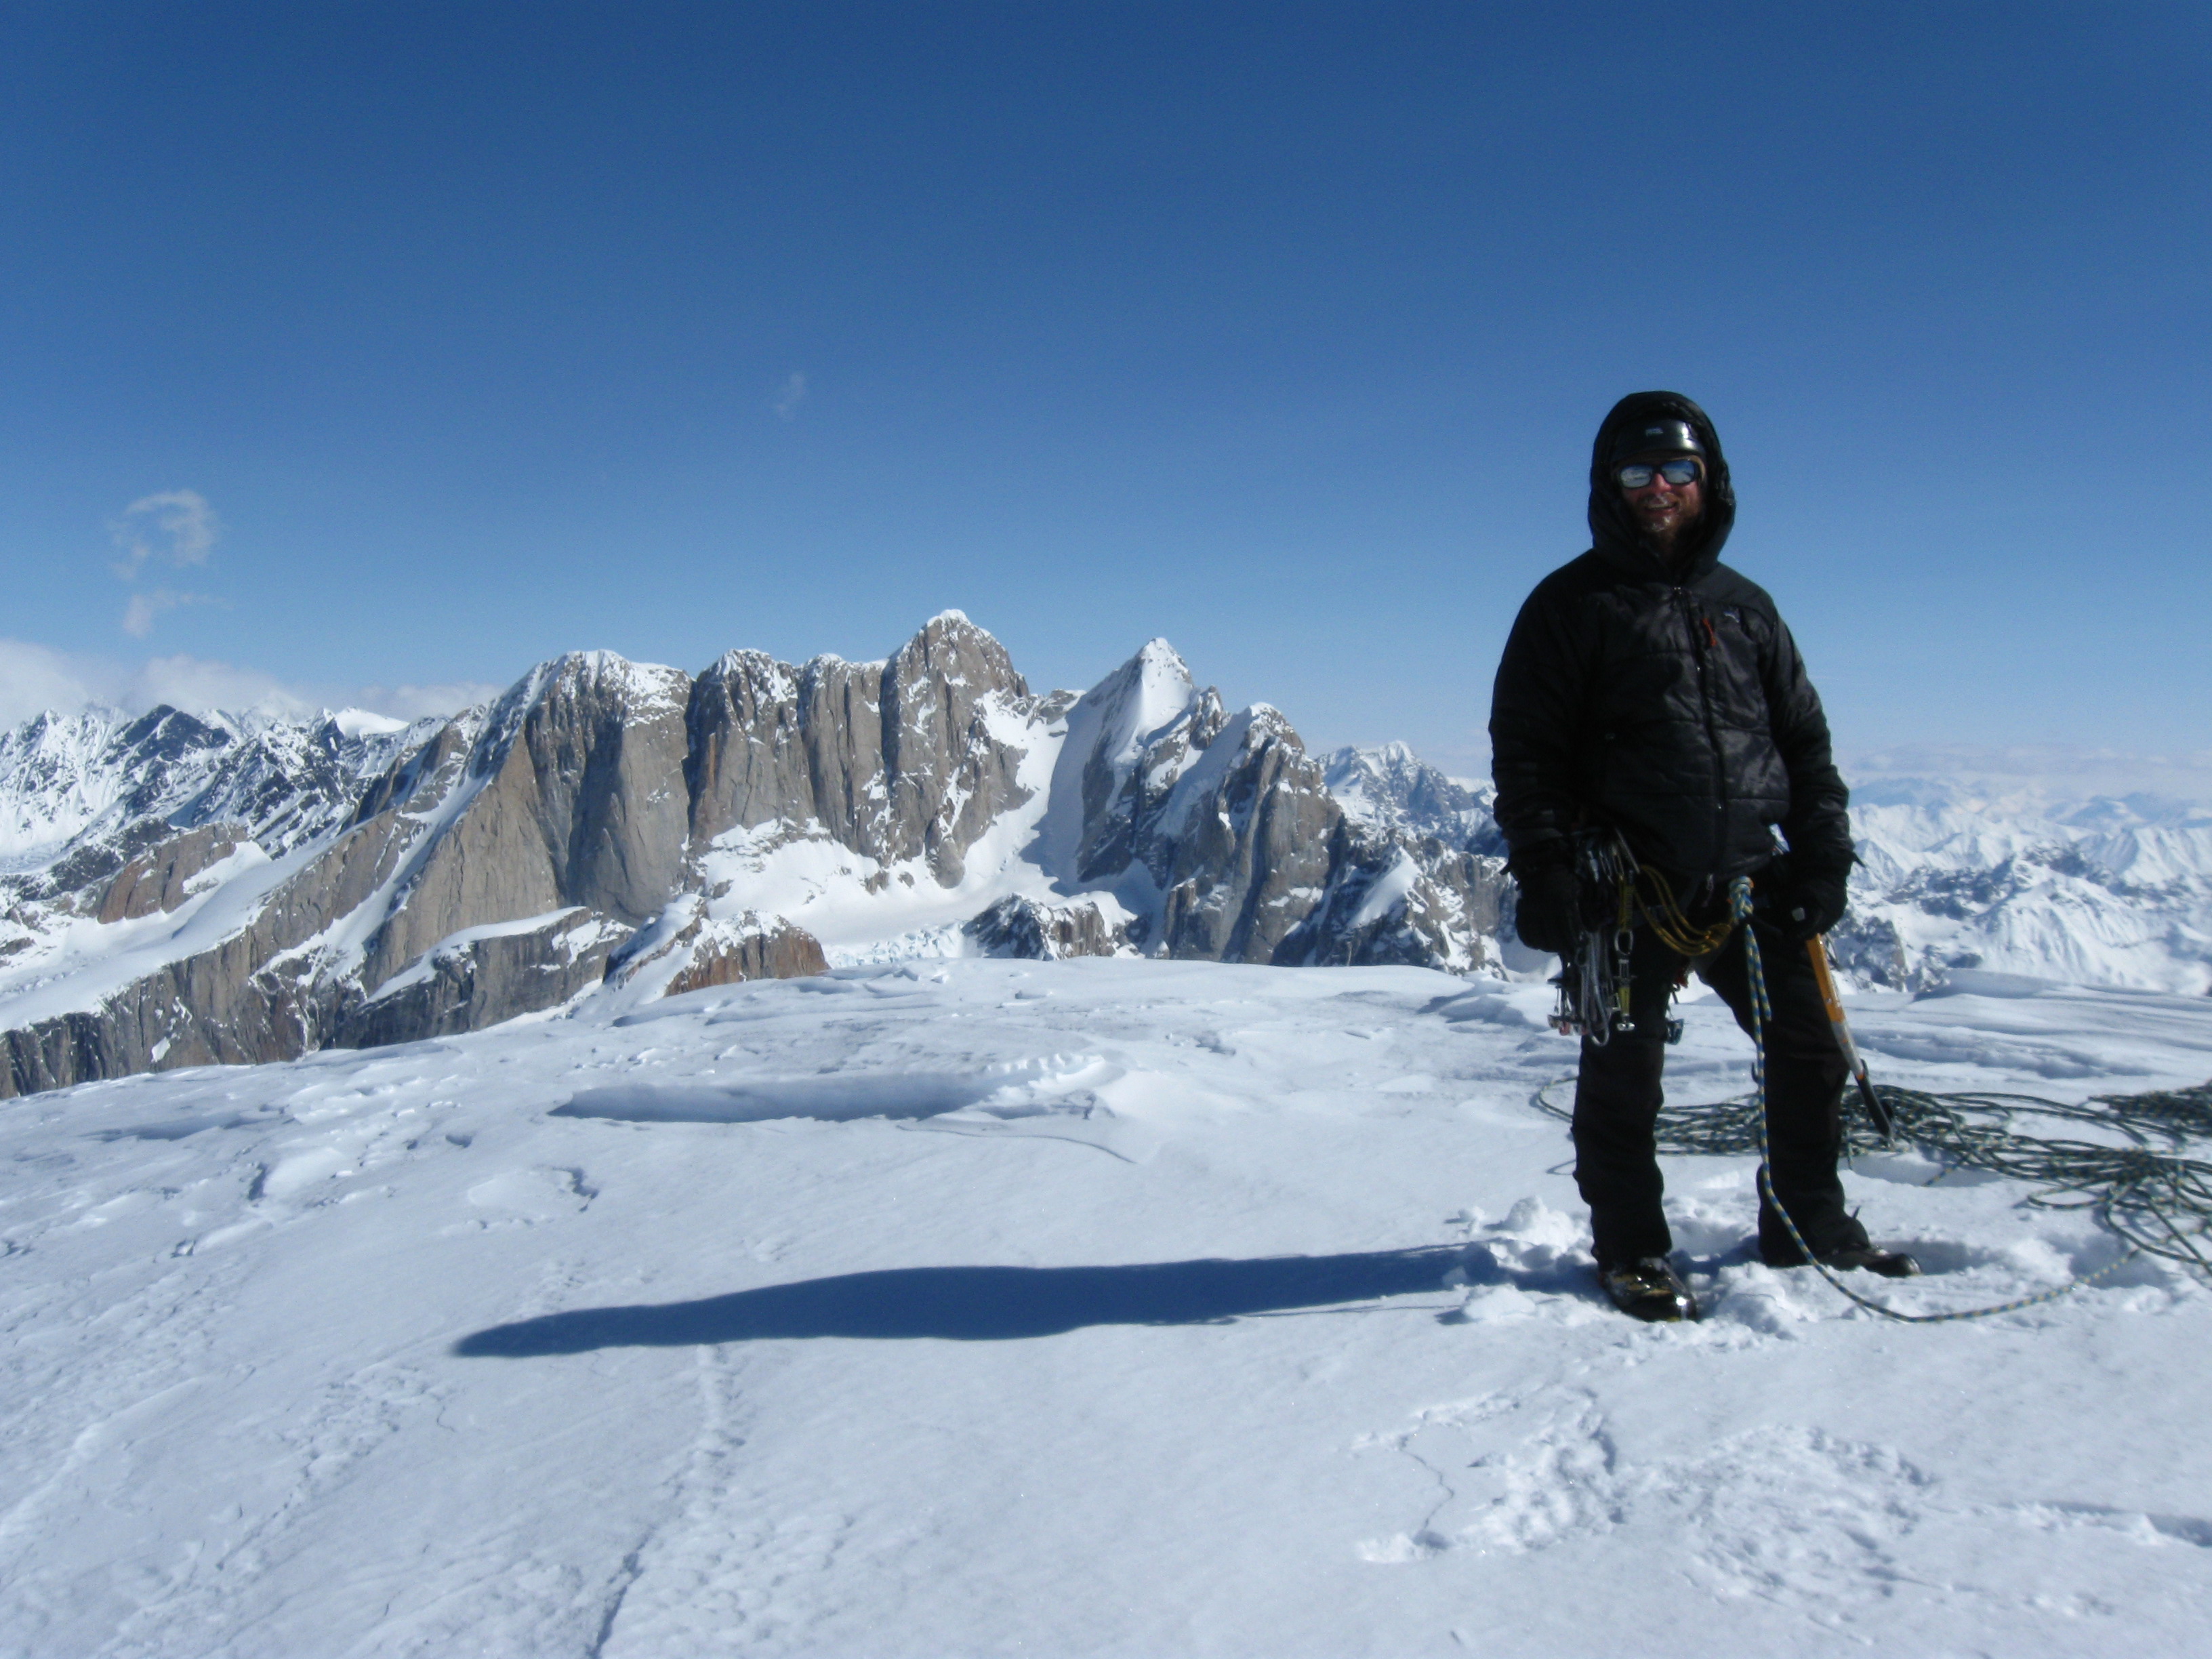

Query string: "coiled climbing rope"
[[1534, 875, 2212, 1322]]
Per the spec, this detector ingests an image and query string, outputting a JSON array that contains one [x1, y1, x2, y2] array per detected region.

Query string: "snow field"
[[3, 959, 2211, 1656]]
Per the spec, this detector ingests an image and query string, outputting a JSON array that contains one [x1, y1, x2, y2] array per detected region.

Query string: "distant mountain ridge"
[[1331, 751, 2212, 998], [1829, 780, 2212, 994], [3, 615, 2205, 1099], [0, 615, 1505, 1097]]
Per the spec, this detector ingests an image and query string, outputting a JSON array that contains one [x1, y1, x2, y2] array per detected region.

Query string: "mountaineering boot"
[[1759, 1228, 1921, 1277], [1599, 1256, 1698, 1322], [1757, 1204, 1919, 1277], [1812, 1245, 1921, 1278]]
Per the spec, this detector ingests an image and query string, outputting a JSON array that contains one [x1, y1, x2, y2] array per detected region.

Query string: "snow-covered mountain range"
[[2, 613, 2205, 1097], [1828, 781, 2212, 995], [0, 616, 1503, 1097]]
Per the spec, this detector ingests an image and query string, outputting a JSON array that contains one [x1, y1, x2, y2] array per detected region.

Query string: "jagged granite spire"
[[0, 617, 1516, 1097]]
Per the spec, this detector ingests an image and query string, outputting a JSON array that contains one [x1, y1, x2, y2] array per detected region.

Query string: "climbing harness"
[[1546, 832, 1635, 1044], [1538, 874, 2212, 1322], [1547, 830, 1732, 1047]]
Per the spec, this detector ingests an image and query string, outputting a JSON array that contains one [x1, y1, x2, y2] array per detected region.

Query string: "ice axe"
[[1806, 937, 1896, 1145]]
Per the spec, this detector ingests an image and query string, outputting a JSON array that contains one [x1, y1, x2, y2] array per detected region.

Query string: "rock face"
[[687, 613, 1036, 882], [0, 613, 1518, 1099], [1275, 820, 1506, 971], [964, 896, 1128, 960], [662, 916, 831, 998], [342, 909, 628, 1048], [350, 653, 694, 998], [602, 902, 831, 996], [1324, 742, 1507, 859], [96, 823, 247, 923], [1040, 640, 1336, 963], [14, 616, 2192, 1100], [1287, 743, 1511, 970], [1036, 642, 1509, 970], [1151, 707, 1341, 964]]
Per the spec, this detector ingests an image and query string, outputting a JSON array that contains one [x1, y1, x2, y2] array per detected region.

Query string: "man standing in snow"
[[1488, 391, 1917, 1322]]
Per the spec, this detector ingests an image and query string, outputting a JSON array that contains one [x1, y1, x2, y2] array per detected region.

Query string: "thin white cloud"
[[121, 588, 212, 639], [773, 371, 807, 422], [349, 682, 503, 721], [0, 640, 501, 731], [1845, 742, 2212, 805], [106, 490, 222, 640], [0, 640, 107, 727], [110, 489, 220, 578], [124, 654, 316, 719]]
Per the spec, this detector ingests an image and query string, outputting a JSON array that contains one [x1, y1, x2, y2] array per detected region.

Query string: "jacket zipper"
[[1676, 586, 1729, 893]]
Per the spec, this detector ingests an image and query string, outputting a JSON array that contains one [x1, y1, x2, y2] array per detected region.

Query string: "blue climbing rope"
[[1729, 876, 2151, 1324]]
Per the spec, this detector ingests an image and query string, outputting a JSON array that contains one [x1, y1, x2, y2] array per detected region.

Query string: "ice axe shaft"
[[1806, 937, 1896, 1145]]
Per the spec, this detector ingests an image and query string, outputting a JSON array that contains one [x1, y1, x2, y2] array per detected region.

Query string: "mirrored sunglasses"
[[1617, 458, 1702, 489]]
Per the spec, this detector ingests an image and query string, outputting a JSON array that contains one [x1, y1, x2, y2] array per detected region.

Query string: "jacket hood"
[[1587, 390, 1736, 578]]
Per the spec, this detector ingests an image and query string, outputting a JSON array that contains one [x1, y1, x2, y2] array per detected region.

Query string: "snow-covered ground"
[[4, 958, 2211, 1657]]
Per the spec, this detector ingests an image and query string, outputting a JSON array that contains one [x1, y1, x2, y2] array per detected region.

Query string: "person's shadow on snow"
[[451, 1246, 1559, 1356]]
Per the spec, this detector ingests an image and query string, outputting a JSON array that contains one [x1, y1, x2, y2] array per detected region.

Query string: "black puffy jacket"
[[1488, 392, 1852, 889]]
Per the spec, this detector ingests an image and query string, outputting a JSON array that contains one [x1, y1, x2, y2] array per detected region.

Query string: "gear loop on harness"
[[1547, 829, 1732, 1045]]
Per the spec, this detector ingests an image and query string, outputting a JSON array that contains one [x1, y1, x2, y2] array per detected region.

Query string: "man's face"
[[1619, 453, 1704, 553]]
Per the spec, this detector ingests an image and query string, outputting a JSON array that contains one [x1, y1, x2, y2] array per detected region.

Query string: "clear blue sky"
[[3, 2, 2206, 779]]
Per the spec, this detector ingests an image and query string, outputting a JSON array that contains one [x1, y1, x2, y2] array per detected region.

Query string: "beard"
[[1633, 498, 1702, 562]]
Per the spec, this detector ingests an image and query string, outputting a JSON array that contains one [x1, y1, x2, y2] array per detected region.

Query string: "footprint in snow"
[[1360, 1402, 1939, 1613], [1357, 1387, 1622, 1561], [1437, 1197, 1605, 1321]]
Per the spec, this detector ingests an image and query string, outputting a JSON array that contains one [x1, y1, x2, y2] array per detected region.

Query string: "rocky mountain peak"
[[16, 615, 2201, 1101], [1324, 743, 1502, 855], [880, 612, 1037, 884]]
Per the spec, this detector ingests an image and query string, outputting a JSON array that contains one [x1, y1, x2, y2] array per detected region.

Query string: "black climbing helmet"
[[1608, 415, 1706, 465]]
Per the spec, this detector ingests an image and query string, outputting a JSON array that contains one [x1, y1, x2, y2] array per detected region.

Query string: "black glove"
[[1773, 860, 1849, 943], [1509, 843, 1583, 955]]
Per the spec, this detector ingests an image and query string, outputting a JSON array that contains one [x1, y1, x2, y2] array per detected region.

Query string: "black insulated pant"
[[1572, 918, 1863, 1269]]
